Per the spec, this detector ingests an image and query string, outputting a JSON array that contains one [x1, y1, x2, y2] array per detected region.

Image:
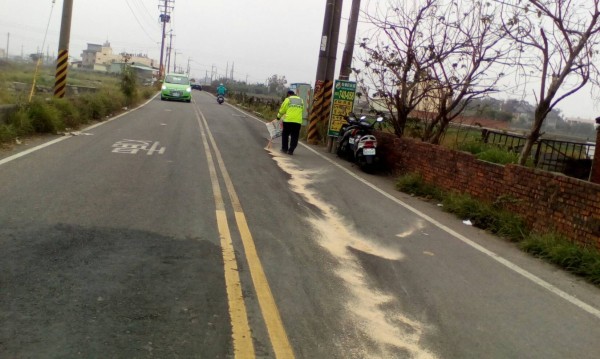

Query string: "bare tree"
[[501, 0, 600, 165], [356, 0, 439, 137], [420, 0, 509, 144], [357, 0, 509, 142]]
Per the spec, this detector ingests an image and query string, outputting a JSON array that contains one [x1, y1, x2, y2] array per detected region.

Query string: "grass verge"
[[395, 172, 600, 286]]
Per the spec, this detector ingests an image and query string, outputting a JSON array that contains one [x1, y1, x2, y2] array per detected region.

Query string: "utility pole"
[[6, 32, 9, 59], [186, 57, 191, 76], [166, 31, 174, 73], [339, 0, 361, 80], [174, 50, 180, 73], [158, 0, 174, 79], [53, 0, 74, 98], [230, 62, 234, 81], [225, 62, 229, 81], [307, 0, 344, 145]]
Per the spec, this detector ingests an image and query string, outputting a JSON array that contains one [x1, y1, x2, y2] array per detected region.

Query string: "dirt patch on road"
[[270, 151, 436, 359]]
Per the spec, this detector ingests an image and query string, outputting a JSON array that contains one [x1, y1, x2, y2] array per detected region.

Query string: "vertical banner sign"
[[328, 80, 357, 136]]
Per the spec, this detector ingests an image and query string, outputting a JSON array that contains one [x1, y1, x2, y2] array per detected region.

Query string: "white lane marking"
[[229, 105, 600, 321], [0, 94, 158, 167]]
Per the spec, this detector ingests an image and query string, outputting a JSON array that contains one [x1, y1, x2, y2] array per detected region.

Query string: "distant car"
[[191, 83, 202, 91], [161, 73, 192, 102]]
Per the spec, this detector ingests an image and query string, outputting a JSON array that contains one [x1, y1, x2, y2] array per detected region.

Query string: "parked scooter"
[[216, 94, 225, 104], [336, 113, 384, 172]]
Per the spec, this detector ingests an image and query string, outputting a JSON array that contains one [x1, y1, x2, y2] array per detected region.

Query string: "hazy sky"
[[1, 0, 598, 121]]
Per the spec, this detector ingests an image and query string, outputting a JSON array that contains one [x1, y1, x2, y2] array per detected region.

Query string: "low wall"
[[377, 132, 600, 249]]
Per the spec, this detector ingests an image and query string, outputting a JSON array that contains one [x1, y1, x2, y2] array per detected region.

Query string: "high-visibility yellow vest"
[[277, 95, 304, 124]]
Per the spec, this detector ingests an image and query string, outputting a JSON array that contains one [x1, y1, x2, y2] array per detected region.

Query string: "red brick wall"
[[377, 133, 600, 249]]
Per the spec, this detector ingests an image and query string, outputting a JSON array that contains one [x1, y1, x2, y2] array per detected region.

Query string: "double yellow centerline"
[[193, 103, 295, 359]]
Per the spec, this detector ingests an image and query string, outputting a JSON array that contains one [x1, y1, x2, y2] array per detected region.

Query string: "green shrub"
[[120, 65, 138, 105], [492, 210, 528, 241], [140, 86, 156, 100], [10, 109, 34, 135], [457, 140, 488, 154], [76, 93, 106, 120], [476, 147, 519, 164], [395, 173, 443, 199], [50, 98, 81, 128], [27, 99, 64, 133], [520, 233, 600, 285], [443, 192, 495, 226], [0, 124, 17, 142], [75, 90, 124, 120]]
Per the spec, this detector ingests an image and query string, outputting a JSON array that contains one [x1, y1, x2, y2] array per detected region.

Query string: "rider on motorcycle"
[[216, 83, 227, 97]]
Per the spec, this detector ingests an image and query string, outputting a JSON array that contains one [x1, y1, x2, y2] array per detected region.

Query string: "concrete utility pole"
[[166, 31, 174, 73], [6, 32, 9, 59], [173, 50, 181, 73], [158, 0, 174, 79], [307, 0, 344, 144], [339, 0, 361, 80], [54, 0, 74, 98]]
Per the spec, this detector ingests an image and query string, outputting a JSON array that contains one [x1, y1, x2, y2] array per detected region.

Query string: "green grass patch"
[[475, 147, 519, 165], [520, 233, 600, 285], [28, 99, 64, 133], [0, 61, 155, 146], [395, 172, 599, 286], [395, 173, 443, 199]]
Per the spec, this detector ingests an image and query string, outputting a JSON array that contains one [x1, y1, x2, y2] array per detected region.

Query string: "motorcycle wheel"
[[356, 150, 374, 173], [336, 139, 348, 158]]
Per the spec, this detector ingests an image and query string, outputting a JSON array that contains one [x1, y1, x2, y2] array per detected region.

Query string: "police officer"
[[277, 90, 304, 155]]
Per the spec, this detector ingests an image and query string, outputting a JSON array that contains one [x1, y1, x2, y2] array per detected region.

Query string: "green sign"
[[328, 80, 357, 136]]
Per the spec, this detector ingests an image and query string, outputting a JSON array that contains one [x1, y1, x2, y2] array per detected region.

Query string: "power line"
[[131, 0, 156, 26], [124, 0, 158, 43]]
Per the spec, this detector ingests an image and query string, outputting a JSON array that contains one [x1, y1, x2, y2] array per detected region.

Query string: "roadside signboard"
[[328, 80, 356, 136]]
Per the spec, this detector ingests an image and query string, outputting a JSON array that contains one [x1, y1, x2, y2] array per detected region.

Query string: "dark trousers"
[[281, 122, 301, 153]]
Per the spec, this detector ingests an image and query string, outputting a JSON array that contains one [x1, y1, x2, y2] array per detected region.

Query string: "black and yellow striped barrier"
[[307, 80, 333, 144], [54, 49, 69, 98]]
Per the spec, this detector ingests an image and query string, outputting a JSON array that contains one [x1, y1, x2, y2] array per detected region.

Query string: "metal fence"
[[482, 129, 595, 180]]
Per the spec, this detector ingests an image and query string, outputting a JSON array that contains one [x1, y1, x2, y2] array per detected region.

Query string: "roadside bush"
[[140, 86, 156, 100], [76, 90, 125, 120], [27, 99, 64, 133], [0, 124, 17, 142], [457, 140, 487, 154], [8, 108, 34, 135], [520, 233, 600, 285], [395, 173, 442, 199], [120, 66, 138, 105], [443, 192, 498, 228], [476, 147, 519, 165], [50, 97, 82, 128], [76, 93, 106, 120], [394, 172, 599, 286]]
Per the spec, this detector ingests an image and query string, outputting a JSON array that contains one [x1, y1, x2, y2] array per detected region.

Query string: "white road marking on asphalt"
[[230, 104, 600, 321]]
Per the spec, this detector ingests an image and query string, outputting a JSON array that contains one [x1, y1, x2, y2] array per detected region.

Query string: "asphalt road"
[[1, 91, 599, 359]]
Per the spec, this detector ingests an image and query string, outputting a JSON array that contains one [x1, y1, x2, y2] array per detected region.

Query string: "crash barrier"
[[377, 132, 600, 249]]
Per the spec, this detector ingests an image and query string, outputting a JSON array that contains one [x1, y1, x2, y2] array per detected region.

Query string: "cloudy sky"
[[1, 0, 351, 85], [1, 0, 599, 121]]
